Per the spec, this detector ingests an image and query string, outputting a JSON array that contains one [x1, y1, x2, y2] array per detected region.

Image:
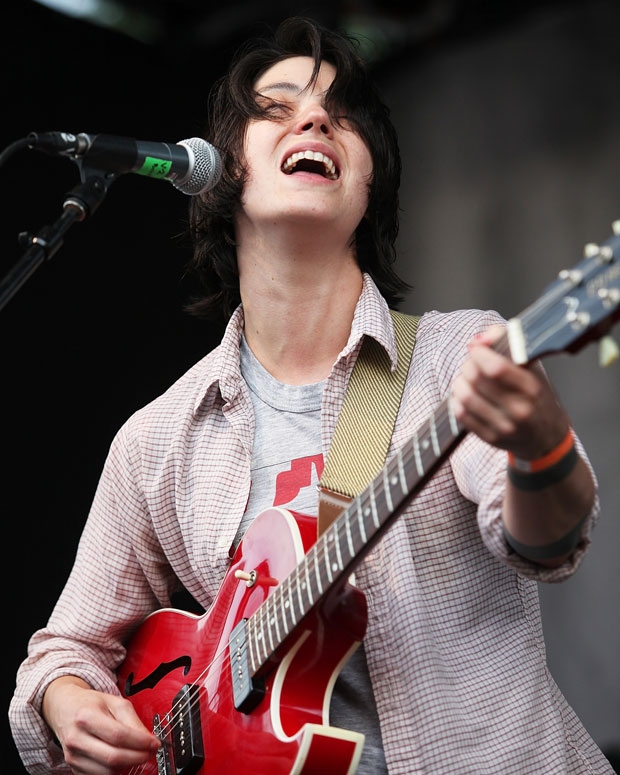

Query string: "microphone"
[[26, 131, 222, 195]]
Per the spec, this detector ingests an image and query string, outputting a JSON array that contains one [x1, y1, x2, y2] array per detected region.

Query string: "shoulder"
[[410, 309, 506, 392], [417, 308, 506, 343], [123, 307, 246, 437]]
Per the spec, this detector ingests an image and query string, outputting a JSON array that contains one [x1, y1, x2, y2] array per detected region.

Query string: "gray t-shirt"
[[238, 336, 387, 774]]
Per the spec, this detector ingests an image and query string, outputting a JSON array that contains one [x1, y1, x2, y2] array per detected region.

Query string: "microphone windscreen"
[[177, 137, 222, 195]]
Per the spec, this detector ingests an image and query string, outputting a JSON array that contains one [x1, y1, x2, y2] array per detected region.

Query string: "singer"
[[9, 16, 615, 775]]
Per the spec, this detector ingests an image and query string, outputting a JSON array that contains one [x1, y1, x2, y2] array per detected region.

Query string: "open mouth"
[[281, 150, 339, 180]]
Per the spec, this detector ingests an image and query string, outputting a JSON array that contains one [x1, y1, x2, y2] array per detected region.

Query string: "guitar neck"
[[246, 397, 466, 674]]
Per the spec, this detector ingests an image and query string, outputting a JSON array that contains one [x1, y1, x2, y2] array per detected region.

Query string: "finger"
[[63, 730, 159, 775], [105, 695, 161, 748], [63, 697, 160, 774], [450, 387, 515, 445], [452, 357, 530, 444], [467, 324, 506, 350]]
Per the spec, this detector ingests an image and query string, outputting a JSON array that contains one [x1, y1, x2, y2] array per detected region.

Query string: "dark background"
[[2, 1, 619, 772]]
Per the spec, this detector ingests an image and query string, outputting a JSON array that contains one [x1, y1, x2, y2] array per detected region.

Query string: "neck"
[[238, 240, 363, 385]]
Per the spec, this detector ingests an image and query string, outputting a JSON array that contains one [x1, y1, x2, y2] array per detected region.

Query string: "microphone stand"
[[0, 172, 114, 312]]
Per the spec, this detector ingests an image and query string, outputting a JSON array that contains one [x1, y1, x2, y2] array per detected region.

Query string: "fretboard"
[[245, 396, 466, 674]]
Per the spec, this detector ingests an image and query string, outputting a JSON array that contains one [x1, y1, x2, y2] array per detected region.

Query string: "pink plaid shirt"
[[10, 275, 611, 774]]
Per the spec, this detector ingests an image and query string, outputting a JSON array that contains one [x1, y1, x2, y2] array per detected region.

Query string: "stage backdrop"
[[2, 1, 618, 771], [380, 0, 620, 758]]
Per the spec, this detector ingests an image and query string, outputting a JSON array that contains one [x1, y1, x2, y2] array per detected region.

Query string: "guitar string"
[[248, 393, 465, 663], [122, 638, 238, 774]]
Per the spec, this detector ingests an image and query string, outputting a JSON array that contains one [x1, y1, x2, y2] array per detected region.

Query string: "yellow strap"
[[317, 311, 419, 534]]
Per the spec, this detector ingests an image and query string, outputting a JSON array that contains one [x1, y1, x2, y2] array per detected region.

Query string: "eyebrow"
[[257, 81, 330, 97], [258, 81, 301, 94]]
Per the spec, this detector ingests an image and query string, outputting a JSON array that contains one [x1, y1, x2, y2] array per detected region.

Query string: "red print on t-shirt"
[[274, 454, 324, 506]]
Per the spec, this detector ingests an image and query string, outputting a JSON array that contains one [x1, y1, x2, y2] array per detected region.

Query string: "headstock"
[[507, 220, 620, 366]]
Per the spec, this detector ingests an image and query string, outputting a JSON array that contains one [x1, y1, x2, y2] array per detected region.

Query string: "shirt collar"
[[192, 306, 246, 415], [346, 273, 399, 372], [192, 273, 399, 415]]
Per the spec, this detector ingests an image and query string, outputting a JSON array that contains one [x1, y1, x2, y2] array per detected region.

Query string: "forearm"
[[42, 676, 92, 737], [502, 442, 596, 568]]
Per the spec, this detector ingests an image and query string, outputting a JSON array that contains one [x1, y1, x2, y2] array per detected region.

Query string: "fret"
[[258, 599, 270, 657], [419, 432, 433, 471], [344, 509, 355, 558], [389, 471, 401, 509], [368, 484, 380, 530], [333, 522, 345, 571], [291, 578, 301, 620], [355, 504, 366, 550], [327, 534, 341, 576], [429, 412, 440, 457], [304, 556, 313, 606], [323, 535, 334, 584], [395, 449, 408, 495], [291, 567, 301, 617], [448, 400, 460, 437], [278, 593, 289, 638], [276, 603, 287, 641], [357, 499, 368, 544], [274, 587, 287, 634], [244, 395, 502, 676], [266, 599, 277, 654], [255, 621, 267, 665], [413, 433, 424, 477], [284, 583, 295, 628], [250, 613, 261, 666], [313, 545, 324, 596], [255, 621, 267, 672], [294, 566, 305, 621], [383, 466, 394, 513]]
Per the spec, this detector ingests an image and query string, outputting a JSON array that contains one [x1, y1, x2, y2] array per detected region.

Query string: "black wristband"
[[503, 513, 587, 561], [507, 444, 578, 491]]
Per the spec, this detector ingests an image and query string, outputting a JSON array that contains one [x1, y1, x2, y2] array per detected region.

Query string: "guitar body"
[[117, 508, 368, 775]]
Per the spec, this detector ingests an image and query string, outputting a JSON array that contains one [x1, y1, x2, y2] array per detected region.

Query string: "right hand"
[[42, 676, 161, 775]]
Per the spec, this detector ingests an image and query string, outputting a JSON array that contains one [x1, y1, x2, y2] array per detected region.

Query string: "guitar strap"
[[317, 310, 420, 536]]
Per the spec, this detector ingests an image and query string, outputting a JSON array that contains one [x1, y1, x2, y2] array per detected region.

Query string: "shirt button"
[[217, 536, 230, 549]]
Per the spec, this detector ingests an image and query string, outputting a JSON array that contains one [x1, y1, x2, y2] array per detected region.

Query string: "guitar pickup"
[[169, 684, 204, 775], [229, 619, 265, 713]]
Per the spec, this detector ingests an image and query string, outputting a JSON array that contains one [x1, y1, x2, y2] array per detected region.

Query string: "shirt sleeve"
[[8, 420, 177, 775], [426, 307, 600, 583]]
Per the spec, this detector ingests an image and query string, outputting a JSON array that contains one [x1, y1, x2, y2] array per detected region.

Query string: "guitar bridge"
[[153, 714, 172, 775], [229, 619, 265, 713]]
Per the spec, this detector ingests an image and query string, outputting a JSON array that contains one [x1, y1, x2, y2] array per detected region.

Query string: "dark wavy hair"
[[185, 16, 409, 321]]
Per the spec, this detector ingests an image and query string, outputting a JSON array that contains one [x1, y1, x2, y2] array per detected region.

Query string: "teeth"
[[282, 150, 338, 179]]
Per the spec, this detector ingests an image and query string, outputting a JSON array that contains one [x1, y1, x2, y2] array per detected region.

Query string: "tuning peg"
[[598, 335, 620, 367]]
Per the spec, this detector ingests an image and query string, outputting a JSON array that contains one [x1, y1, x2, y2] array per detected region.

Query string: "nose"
[[295, 100, 333, 137]]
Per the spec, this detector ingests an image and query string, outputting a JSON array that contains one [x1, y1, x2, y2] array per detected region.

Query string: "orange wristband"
[[507, 428, 575, 474]]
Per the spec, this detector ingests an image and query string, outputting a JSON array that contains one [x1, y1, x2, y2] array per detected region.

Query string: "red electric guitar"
[[117, 223, 620, 775]]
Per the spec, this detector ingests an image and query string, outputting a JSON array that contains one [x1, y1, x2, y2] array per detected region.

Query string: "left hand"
[[450, 325, 570, 461]]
